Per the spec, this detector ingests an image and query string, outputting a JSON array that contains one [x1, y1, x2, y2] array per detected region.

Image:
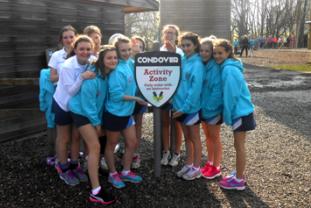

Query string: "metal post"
[[153, 107, 162, 178]]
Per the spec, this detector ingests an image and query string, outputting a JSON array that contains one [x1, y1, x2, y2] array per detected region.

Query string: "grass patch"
[[272, 64, 311, 72]]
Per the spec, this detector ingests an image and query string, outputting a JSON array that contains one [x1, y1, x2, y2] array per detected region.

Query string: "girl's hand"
[[173, 111, 183, 118], [82, 71, 96, 80], [164, 41, 176, 53], [136, 97, 149, 106]]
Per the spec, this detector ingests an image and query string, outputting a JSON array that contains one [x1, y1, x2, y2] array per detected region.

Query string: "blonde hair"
[[161, 24, 180, 45], [83, 25, 102, 37]]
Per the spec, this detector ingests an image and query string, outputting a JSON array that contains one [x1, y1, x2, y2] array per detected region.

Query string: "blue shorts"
[[232, 113, 256, 132], [102, 111, 136, 132], [71, 112, 90, 128], [202, 115, 223, 125], [175, 112, 200, 126], [52, 99, 72, 126]]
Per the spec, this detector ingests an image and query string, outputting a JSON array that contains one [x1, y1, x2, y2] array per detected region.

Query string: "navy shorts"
[[201, 115, 223, 125], [175, 112, 201, 126], [52, 99, 72, 126], [232, 113, 256, 132], [102, 111, 136, 132], [71, 112, 90, 128], [133, 102, 147, 115]]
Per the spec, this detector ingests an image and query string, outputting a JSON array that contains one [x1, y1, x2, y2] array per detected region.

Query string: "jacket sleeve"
[[222, 68, 243, 125], [39, 70, 47, 112], [80, 80, 100, 126], [61, 66, 84, 97], [205, 69, 222, 111], [108, 70, 126, 102], [180, 62, 204, 113]]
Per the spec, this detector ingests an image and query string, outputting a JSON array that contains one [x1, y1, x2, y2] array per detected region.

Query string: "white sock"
[[92, 186, 101, 195], [186, 164, 193, 169], [192, 166, 200, 171], [122, 170, 130, 175]]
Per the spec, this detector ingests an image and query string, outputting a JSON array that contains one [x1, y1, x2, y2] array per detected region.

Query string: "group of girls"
[[159, 25, 256, 190], [43, 23, 256, 205], [47, 25, 149, 206]]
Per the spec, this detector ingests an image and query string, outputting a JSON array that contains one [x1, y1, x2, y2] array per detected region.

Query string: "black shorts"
[[233, 113, 256, 132], [133, 102, 147, 115], [102, 111, 135, 132], [71, 112, 91, 128], [175, 112, 201, 126], [52, 99, 72, 126], [160, 102, 172, 111]]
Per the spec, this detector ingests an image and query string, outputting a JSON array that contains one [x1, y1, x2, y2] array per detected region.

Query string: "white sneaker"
[[182, 167, 201, 180], [132, 153, 141, 169], [160, 152, 171, 166], [100, 157, 109, 171], [169, 154, 180, 167], [176, 165, 192, 178]]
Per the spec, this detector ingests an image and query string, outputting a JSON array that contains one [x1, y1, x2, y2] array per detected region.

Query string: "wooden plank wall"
[[0, 0, 125, 142], [160, 0, 231, 40]]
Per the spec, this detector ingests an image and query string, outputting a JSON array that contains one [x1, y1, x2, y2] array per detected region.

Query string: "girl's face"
[[213, 46, 230, 64], [89, 32, 102, 50], [104, 50, 118, 70], [62, 30, 76, 49], [118, 42, 131, 60], [181, 39, 196, 57], [200, 43, 212, 62], [163, 28, 177, 43], [131, 39, 144, 57], [74, 41, 92, 64]]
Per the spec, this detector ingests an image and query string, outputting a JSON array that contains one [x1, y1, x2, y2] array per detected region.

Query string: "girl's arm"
[[50, 67, 59, 83]]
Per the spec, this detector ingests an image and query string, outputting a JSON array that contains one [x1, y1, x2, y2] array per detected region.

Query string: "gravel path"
[[0, 65, 311, 208]]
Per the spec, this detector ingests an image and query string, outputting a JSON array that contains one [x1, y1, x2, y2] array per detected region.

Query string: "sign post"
[[135, 51, 181, 177]]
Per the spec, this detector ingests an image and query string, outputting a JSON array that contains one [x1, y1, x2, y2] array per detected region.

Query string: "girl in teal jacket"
[[172, 32, 204, 181], [103, 36, 148, 189], [69, 46, 117, 205], [199, 37, 223, 180], [214, 39, 256, 191]]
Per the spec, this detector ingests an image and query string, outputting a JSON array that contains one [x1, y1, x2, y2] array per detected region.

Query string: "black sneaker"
[[89, 189, 116, 205]]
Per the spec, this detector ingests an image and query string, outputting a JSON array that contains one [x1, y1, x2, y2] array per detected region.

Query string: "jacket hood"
[[221, 58, 244, 73]]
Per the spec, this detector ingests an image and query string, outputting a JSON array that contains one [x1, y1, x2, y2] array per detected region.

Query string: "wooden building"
[[0, 0, 158, 142], [160, 0, 231, 39]]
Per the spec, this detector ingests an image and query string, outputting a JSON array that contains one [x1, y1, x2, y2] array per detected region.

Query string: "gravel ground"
[[1, 65, 311, 208]]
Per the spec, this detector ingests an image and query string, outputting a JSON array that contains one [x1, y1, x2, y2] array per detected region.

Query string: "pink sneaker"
[[200, 162, 212, 174], [219, 176, 246, 190], [202, 165, 221, 179]]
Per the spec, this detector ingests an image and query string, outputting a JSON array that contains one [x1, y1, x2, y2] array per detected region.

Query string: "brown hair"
[[200, 37, 214, 54], [114, 36, 131, 59], [179, 31, 200, 53], [83, 25, 102, 37], [95, 45, 117, 77], [131, 35, 145, 51], [67, 35, 94, 58], [161, 24, 180, 45], [213, 38, 237, 59], [58, 25, 77, 43]]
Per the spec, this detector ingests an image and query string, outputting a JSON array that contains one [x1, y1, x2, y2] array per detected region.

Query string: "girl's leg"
[[202, 122, 213, 163], [207, 124, 222, 167], [134, 113, 143, 144], [233, 131, 246, 179], [188, 124, 202, 168], [180, 124, 194, 165], [174, 120, 183, 154], [56, 124, 71, 164], [105, 131, 121, 173], [122, 125, 138, 171], [70, 126, 81, 161], [78, 124, 100, 189]]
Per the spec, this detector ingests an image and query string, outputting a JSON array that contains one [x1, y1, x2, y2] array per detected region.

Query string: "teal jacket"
[[39, 68, 55, 128], [68, 70, 107, 127], [173, 53, 204, 113], [201, 59, 223, 120], [221, 58, 254, 126], [105, 59, 137, 116]]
